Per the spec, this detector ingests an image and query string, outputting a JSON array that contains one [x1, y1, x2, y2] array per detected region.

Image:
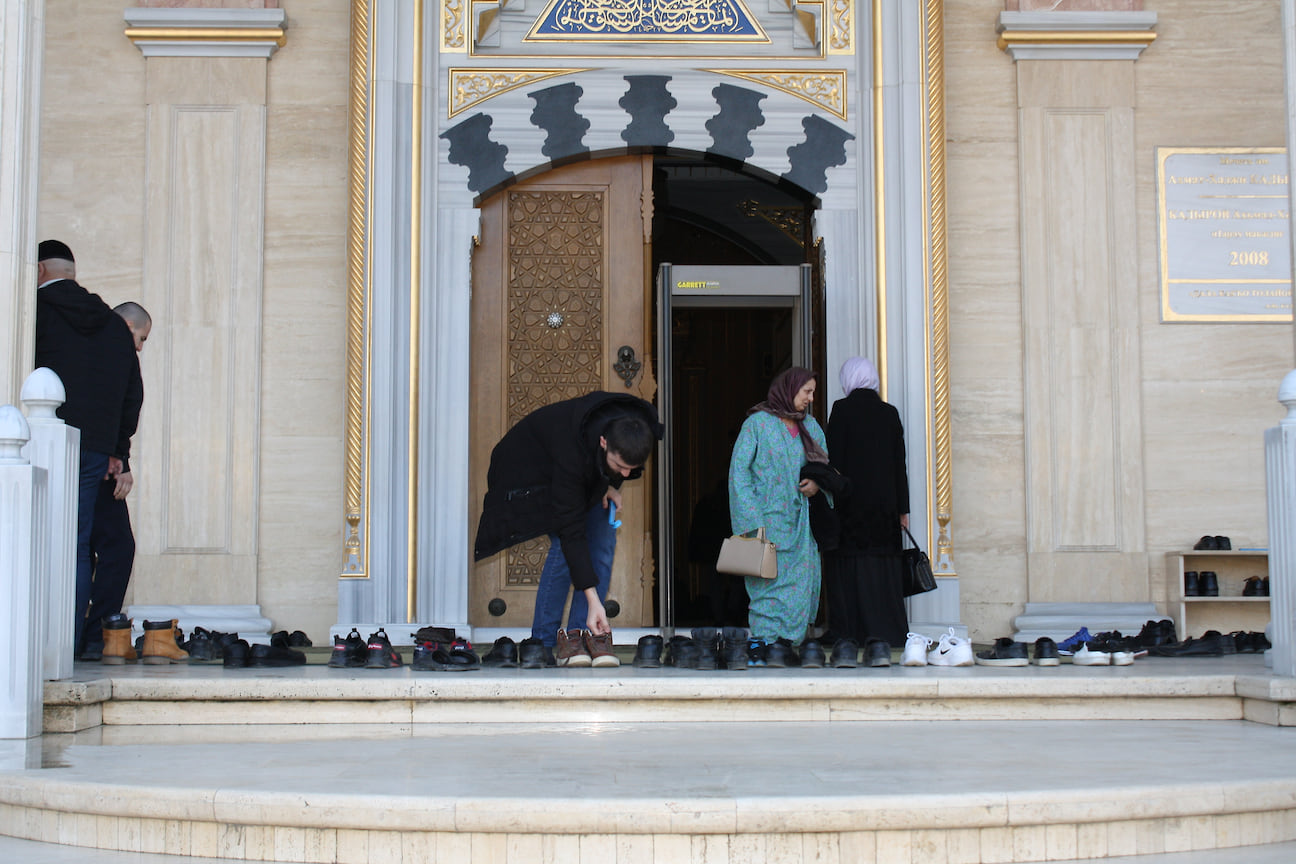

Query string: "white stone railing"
[[0, 369, 80, 739], [1266, 369, 1296, 677]]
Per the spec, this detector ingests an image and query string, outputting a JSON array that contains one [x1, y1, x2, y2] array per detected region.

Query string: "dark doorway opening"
[[651, 155, 818, 628]]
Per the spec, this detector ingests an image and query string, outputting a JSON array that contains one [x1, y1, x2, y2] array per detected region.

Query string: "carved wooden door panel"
[[469, 155, 657, 630]]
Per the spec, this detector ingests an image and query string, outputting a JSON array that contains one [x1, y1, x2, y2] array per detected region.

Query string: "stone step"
[[1012, 602, 1171, 642]]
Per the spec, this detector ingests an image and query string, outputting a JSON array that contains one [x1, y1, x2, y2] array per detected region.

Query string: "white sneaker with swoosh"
[[926, 628, 974, 666]]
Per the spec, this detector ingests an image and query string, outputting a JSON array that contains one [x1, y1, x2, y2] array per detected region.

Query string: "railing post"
[[1266, 369, 1296, 676], [21, 368, 79, 680], [0, 405, 47, 738]]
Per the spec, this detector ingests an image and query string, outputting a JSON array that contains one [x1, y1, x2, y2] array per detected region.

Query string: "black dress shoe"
[[865, 638, 892, 667], [665, 636, 701, 669], [481, 636, 519, 668], [1184, 571, 1200, 596], [1214, 536, 1231, 550], [249, 642, 307, 667], [1199, 571, 1219, 597], [518, 637, 556, 668], [223, 639, 250, 668], [1193, 535, 1219, 550], [829, 638, 859, 668], [1243, 576, 1263, 597], [764, 638, 799, 668], [799, 639, 827, 668], [632, 635, 664, 668]]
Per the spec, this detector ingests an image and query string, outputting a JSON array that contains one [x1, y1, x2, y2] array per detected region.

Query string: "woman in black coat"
[[823, 357, 911, 645]]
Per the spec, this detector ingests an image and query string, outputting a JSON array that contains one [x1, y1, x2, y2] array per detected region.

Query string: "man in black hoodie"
[[35, 240, 143, 657]]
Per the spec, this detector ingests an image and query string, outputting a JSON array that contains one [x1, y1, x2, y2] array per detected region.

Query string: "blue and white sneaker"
[[1056, 627, 1093, 656]]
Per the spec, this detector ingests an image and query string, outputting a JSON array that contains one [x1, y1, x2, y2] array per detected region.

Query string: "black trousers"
[[82, 477, 136, 650]]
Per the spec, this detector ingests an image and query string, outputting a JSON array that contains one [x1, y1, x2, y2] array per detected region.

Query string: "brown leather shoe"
[[584, 631, 620, 668], [555, 628, 592, 667], [141, 619, 190, 664]]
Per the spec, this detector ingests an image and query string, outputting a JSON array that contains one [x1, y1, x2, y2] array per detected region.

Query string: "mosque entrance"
[[467, 153, 818, 631]]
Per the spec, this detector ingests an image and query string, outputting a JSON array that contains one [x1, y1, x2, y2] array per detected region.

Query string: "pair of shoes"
[[187, 627, 240, 661], [556, 628, 619, 667], [518, 637, 557, 668], [1230, 631, 1271, 653], [799, 639, 827, 668], [1073, 633, 1137, 666], [1150, 630, 1229, 657], [101, 614, 137, 664], [1193, 535, 1232, 550], [1132, 619, 1177, 649], [412, 637, 480, 671], [975, 637, 1029, 667], [365, 628, 403, 668], [1056, 627, 1093, 656], [927, 628, 974, 666], [830, 638, 859, 668], [270, 629, 312, 648], [328, 629, 368, 668], [141, 619, 190, 664], [764, 638, 800, 668], [482, 637, 520, 667], [1243, 576, 1270, 597], [901, 632, 931, 666], [249, 641, 307, 667], [864, 638, 891, 667]]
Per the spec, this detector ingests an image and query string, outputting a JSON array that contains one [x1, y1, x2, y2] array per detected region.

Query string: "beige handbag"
[[716, 528, 778, 580]]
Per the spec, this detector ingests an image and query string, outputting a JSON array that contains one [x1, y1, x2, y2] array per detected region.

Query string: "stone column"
[[0, 0, 44, 405], [0, 406, 47, 739], [1267, 372, 1296, 676]]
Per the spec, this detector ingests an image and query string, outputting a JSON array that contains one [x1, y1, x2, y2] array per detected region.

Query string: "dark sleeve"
[[116, 351, 143, 474], [551, 464, 599, 591], [893, 410, 910, 515]]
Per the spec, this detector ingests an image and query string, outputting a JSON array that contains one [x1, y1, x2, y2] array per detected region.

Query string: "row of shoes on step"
[[454, 633, 619, 669], [1148, 629, 1270, 657], [328, 626, 483, 671], [189, 627, 309, 667]]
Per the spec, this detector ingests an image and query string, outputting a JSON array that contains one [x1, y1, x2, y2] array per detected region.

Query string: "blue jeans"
[[74, 450, 111, 652], [531, 503, 617, 646]]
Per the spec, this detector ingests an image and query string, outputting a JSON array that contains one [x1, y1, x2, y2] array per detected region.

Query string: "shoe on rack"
[[481, 636, 519, 668], [901, 632, 931, 666], [975, 637, 1028, 667], [799, 639, 827, 669], [1184, 571, 1200, 597], [365, 628, 403, 668], [764, 638, 799, 668], [101, 615, 137, 665], [1056, 627, 1093, 656], [927, 628, 974, 667], [633, 635, 664, 668], [690, 629, 721, 670], [830, 638, 859, 668], [328, 628, 368, 668], [1214, 535, 1231, 550], [141, 619, 190, 665], [584, 631, 620, 668], [518, 637, 556, 668], [1032, 637, 1060, 667], [249, 642, 307, 667], [1243, 576, 1265, 597], [1072, 641, 1111, 666], [555, 628, 593, 667], [746, 638, 768, 668], [1193, 535, 1219, 550], [865, 638, 891, 668], [1199, 571, 1219, 597], [721, 628, 749, 670]]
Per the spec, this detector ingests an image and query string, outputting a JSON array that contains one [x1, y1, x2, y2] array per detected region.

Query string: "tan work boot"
[[141, 619, 190, 664], [101, 615, 137, 665]]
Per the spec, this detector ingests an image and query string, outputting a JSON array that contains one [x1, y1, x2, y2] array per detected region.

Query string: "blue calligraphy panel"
[[529, 0, 766, 41]]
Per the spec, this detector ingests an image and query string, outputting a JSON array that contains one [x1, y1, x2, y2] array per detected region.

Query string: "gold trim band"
[[872, 0, 886, 401], [124, 27, 287, 47], [925, 0, 952, 573], [997, 30, 1156, 51], [408, 0, 425, 621]]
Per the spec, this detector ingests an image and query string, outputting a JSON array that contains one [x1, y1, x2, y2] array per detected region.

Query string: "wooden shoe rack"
[[1167, 550, 1270, 642]]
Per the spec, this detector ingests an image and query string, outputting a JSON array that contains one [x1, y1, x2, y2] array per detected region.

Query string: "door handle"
[[614, 345, 641, 387]]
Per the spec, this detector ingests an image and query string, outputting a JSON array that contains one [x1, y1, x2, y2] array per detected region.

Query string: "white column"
[[1266, 371, 1296, 676], [20, 368, 77, 680], [0, 405, 47, 738]]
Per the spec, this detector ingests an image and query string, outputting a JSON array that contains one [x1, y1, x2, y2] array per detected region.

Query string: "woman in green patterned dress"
[[728, 367, 829, 666]]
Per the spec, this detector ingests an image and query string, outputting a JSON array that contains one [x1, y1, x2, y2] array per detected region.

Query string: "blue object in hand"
[[608, 502, 622, 529]]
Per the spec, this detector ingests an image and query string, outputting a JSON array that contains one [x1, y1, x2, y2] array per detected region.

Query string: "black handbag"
[[900, 525, 937, 597]]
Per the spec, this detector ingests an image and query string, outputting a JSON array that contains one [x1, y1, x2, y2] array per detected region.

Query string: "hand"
[[900, 513, 910, 529], [603, 486, 623, 510], [584, 589, 611, 634], [114, 471, 134, 500], [798, 478, 819, 497], [106, 457, 123, 480]]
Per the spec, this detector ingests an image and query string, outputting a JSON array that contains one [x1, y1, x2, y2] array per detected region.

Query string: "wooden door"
[[469, 156, 657, 629]]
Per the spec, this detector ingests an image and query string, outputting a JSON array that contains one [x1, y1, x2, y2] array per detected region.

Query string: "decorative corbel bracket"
[[997, 11, 1156, 62], [124, 7, 288, 59]]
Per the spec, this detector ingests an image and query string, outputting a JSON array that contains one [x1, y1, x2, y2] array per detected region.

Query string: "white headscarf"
[[839, 356, 879, 395]]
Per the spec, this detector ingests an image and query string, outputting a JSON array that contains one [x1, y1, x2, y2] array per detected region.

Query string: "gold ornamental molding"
[[996, 11, 1157, 62], [827, 0, 852, 55], [707, 70, 846, 121], [997, 30, 1156, 50], [449, 69, 589, 118], [443, 0, 467, 51], [122, 9, 288, 58], [924, 0, 951, 573]]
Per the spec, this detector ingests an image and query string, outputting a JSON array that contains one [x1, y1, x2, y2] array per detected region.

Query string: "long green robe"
[[728, 410, 827, 643]]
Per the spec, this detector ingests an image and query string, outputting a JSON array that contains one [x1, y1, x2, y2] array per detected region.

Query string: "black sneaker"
[[412, 640, 477, 672], [288, 630, 312, 647], [481, 636, 519, 668], [975, 637, 1029, 667], [829, 638, 859, 668], [799, 639, 827, 669], [328, 628, 368, 668], [364, 628, 403, 668], [248, 642, 307, 667], [632, 635, 664, 668], [1032, 637, 1060, 667], [865, 637, 892, 668]]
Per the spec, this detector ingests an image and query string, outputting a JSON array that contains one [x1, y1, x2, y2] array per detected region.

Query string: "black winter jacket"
[[473, 391, 663, 591], [35, 279, 143, 466]]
